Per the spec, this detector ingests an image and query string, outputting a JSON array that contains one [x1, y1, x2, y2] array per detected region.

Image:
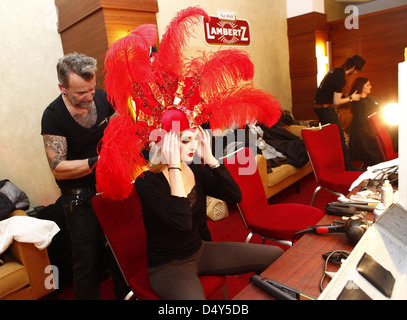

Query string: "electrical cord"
[[373, 165, 398, 187], [319, 250, 351, 292]]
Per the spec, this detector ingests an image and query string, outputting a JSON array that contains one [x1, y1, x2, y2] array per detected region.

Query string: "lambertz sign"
[[203, 10, 250, 46]]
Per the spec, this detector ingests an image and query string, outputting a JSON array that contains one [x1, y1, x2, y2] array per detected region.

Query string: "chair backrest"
[[302, 124, 345, 180], [223, 147, 269, 227], [367, 112, 397, 161], [92, 185, 146, 284]]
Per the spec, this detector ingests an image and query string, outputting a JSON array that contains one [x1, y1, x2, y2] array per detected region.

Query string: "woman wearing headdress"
[[96, 7, 284, 299], [134, 109, 283, 299]]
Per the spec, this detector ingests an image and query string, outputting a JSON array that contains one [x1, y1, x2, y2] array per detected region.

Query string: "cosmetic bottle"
[[381, 179, 393, 208]]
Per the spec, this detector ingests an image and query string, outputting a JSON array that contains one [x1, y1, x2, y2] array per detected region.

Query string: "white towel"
[[0, 216, 60, 254]]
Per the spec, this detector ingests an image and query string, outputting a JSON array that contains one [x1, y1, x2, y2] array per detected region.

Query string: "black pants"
[[148, 240, 284, 300], [314, 106, 356, 171], [62, 188, 129, 299]]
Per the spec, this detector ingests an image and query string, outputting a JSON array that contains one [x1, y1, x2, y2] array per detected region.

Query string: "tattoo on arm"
[[43, 135, 67, 170]]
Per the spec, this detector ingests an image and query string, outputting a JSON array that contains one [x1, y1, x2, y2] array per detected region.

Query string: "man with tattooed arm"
[[41, 53, 125, 299]]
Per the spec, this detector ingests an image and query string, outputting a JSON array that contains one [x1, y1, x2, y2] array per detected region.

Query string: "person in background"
[[349, 77, 397, 166], [314, 55, 366, 171], [41, 53, 127, 299]]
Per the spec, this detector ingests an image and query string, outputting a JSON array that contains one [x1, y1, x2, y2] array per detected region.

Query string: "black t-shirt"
[[134, 164, 242, 268], [41, 89, 115, 189], [314, 68, 346, 104]]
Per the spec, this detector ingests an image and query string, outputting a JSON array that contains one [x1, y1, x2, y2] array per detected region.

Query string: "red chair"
[[223, 147, 324, 246], [302, 124, 362, 206], [368, 112, 398, 162], [92, 185, 227, 300]]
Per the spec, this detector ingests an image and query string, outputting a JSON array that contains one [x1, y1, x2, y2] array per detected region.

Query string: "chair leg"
[[249, 232, 293, 247], [272, 239, 293, 247], [236, 204, 249, 229], [221, 283, 229, 300], [311, 185, 345, 206], [124, 290, 135, 300], [245, 231, 254, 243], [310, 186, 322, 206], [323, 187, 345, 200]]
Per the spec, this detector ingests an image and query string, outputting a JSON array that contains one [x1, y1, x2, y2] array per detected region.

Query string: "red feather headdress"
[[96, 6, 282, 200]]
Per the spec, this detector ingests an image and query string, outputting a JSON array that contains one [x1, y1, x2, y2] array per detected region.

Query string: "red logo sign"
[[204, 16, 251, 46]]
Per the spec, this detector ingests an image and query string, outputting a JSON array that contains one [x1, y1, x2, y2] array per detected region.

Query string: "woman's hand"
[[162, 131, 186, 197], [162, 131, 181, 168], [197, 126, 218, 167]]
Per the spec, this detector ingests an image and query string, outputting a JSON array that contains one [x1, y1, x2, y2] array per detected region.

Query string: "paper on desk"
[[349, 158, 399, 192]]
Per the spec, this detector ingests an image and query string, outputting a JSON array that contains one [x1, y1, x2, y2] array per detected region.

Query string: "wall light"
[[382, 103, 400, 126], [112, 29, 132, 43], [315, 32, 329, 86]]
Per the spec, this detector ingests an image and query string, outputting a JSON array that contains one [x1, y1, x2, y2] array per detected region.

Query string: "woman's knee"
[[200, 241, 284, 274], [148, 265, 205, 300]]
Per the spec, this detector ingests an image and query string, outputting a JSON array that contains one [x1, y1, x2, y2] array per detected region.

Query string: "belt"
[[61, 186, 96, 196], [316, 104, 339, 112]]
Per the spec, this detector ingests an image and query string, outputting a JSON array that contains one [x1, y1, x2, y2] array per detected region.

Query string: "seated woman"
[[349, 77, 384, 166], [134, 110, 284, 300]]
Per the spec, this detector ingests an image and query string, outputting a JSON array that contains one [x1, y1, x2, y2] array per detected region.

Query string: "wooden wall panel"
[[288, 12, 328, 120], [291, 75, 318, 120], [289, 32, 318, 76], [56, 0, 158, 31], [56, 0, 159, 89], [58, 9, 108, 88], [287, 12, 328, 37], [103, 9, 158, 46], [100, 0, 158, 12], [56, 0, 102, 32], [328, 5, 407, 106]]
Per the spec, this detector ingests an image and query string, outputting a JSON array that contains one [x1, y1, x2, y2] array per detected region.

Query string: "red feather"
[[96, 114, 148, 200], [206, 84, 282, 129], [104, 24, 157, 114], [157, 6, 210, 76], [186, 49, 255, 100]]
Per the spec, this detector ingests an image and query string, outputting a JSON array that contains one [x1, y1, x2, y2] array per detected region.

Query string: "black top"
[[314, 68, 346, 105], [41, 89, 115, 189], [134, 164, 242, 268], [349, 97, 383, 166]]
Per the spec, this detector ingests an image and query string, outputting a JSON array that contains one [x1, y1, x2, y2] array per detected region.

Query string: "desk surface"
[[234, 182, 375, 300], [233, 214, 364, 300]]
